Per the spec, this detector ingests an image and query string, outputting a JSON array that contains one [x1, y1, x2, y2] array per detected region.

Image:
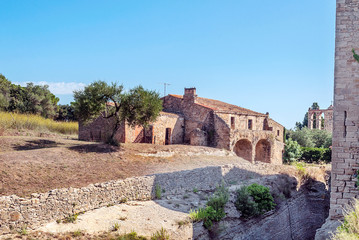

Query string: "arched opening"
[[234, 139, 252, 161], [255, 139, 271, 163]]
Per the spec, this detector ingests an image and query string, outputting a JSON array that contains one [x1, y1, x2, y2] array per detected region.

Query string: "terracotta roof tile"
[[167, 94, 265, 116]]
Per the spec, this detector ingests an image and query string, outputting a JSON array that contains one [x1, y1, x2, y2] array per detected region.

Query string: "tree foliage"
[[288, 127, 332, 148], [55, 104, 77, 121], [0, 74, 59, 118], [284, 138, 302, 163], [73, 81, 162, 144]]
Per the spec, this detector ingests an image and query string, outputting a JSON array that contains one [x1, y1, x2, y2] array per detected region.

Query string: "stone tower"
[[330, 0, 359, 219]]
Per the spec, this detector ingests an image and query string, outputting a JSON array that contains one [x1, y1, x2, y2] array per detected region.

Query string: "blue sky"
[[0, 1, 336, 129]]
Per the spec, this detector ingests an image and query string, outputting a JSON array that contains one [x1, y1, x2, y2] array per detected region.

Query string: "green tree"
[[310, 102, 320, 110], [55, 104, 77, 121], [0, 74, 11, 110], [311, 129, 332, 148], [291, 127, 315, 148], [283, 138, 302, 163], [73, 81, 162, 144]]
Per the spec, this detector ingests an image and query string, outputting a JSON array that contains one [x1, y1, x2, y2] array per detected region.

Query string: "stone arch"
[[233, 139, 252, 161], [255, 139, 271, 163]]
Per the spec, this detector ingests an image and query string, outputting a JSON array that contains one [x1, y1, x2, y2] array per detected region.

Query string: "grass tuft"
[[332, 199, 359, 240]]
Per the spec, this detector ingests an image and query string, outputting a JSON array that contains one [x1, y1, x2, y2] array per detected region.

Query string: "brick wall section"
[[330, 0, 359, 219]]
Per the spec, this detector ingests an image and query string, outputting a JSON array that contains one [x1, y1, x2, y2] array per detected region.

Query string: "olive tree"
[[73, 81, 162, 144]]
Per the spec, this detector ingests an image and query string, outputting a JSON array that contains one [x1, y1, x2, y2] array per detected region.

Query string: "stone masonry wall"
[[78, 112, 183, 145], [330, 0, 359, 219], [0, 164, 249, 234]]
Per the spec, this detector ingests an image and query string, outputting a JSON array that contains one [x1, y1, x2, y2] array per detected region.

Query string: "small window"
[[231, 117, 235, 129], [248, 119, 252, 130], [277, 130, 280, 136]]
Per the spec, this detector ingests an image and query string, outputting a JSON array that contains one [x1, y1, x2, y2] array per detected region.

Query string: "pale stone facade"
[[308, 105, 333, 132], [330, 0, 359, 219], [79, 88, 284, 164]]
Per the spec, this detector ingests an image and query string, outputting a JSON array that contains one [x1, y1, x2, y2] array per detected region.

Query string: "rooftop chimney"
[[183, 87, 197, 103]]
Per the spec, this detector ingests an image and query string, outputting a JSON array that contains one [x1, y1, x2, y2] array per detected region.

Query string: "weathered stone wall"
[[79, 116, 125, 142], [308, 107, 333, 132], [163, 95, 213, 144], [152, 113, 184, 145], [330, 0, 359, 219], [213, 112, 284, 165], [78, 112, 184, 145], [0, 164, 262, 234]]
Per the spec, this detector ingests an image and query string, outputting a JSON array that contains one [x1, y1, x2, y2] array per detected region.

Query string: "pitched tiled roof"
[[168, 94, 265, 116]]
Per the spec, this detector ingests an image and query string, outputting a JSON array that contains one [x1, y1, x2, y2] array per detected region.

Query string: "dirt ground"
[[0, 133, 257, 197]]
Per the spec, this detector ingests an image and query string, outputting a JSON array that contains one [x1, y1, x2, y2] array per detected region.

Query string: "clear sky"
[[0, 1, 336, 129]]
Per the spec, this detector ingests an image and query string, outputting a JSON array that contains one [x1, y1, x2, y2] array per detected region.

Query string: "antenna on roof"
[[159, 83, 171, 97]]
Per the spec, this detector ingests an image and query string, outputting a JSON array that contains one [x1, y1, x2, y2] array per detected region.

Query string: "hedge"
[[300, 147, 331, 163]]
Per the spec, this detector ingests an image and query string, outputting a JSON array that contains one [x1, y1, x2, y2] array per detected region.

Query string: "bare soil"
[[0, 134, 255, 197]]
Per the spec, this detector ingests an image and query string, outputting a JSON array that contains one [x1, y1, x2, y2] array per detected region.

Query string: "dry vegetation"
[[0, 112, 78, 135]]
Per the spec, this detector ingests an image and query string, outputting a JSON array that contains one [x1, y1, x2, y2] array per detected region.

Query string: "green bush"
[[322, 148, 332, 163], [235, 184, 275, 219], [283, 138, 302, 163], [207, 184, 229, 211], [234, 186, 260, 218], [189, 184, 229, 229], [300, 147, 331, 163]]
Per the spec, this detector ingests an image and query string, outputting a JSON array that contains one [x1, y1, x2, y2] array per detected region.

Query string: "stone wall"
[[330, 0, 359, 219], [308, 107, 333, 132], [78, 112, 184, 145], [162, 95, 214, 144], [0, 164, 259, 234]]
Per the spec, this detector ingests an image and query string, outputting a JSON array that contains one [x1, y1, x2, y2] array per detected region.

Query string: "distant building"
[[79, 88, 285, 165], [307, 105, 333, 132]]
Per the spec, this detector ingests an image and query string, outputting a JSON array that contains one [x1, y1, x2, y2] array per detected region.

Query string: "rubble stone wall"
[[0, 165, 247, 234]]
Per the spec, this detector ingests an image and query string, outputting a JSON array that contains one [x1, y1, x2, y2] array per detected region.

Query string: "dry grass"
[[332, 199, 359, 240], [0, 111, 78, 135]]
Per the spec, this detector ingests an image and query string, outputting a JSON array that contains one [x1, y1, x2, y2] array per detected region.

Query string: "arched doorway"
[[255, 139, 271, 163], [234, 139, 252, 161]]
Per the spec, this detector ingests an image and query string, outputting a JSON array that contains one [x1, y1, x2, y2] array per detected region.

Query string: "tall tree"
[[73, 81, 162, 144]]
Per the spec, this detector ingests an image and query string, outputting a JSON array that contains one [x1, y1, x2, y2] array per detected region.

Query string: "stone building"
[[79, 88, 285, 164], [330, 0, 359, 219], [307, 105, 333, 132]]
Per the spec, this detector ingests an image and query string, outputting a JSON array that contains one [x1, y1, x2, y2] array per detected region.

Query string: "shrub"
[[207, 184, 229, 212], [247, 184, 275, 213], [235, 186, 260, 218], [301, 147, 324, 163], [189, 208, 207, 222], [283, 138, 302, 163], [322, 148, 332, 163], [189, 184, 229, 229], [155, 184, 162, 199], [235, 183, 275, 219], [63, 213, 78, 223]]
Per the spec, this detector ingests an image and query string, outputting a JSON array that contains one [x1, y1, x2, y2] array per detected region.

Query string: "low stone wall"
[[0, 165, 236, 234]]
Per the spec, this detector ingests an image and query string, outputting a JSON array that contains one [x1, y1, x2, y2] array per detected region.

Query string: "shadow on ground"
[[150, 165, 329, 240], [68, 143, 118, 153], [12, 139, 64, 151]]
